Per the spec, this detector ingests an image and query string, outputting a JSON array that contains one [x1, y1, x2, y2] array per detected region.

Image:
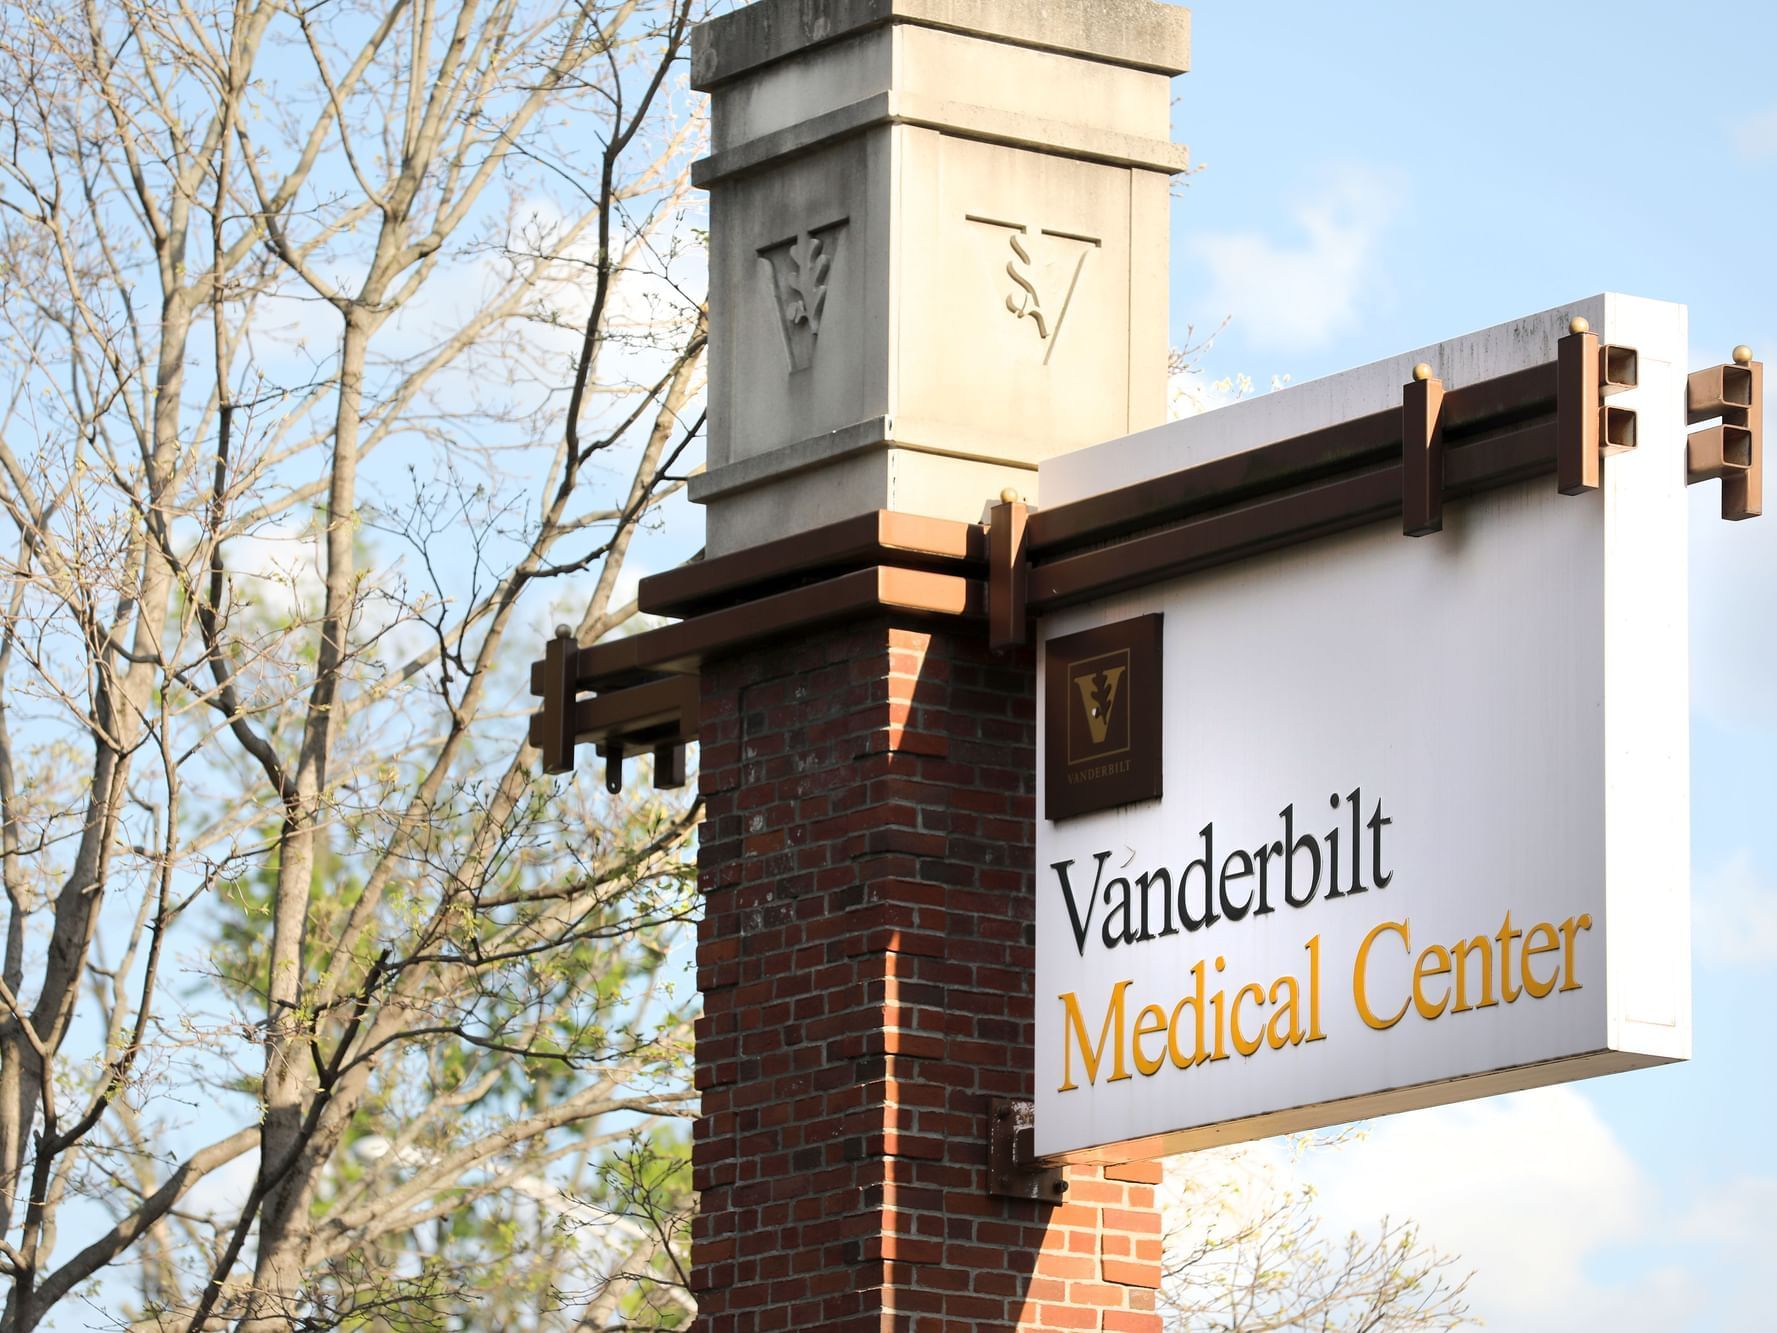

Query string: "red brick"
[[694, 620, 1158, 1330], [1102, 1161, 1164, 1186], [1101, 1258, 1163, 1289]]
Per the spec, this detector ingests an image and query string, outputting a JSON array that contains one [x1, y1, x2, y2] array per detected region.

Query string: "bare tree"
[[0, 0, 710, 1326], [1160, 1141, 1472, 1333]]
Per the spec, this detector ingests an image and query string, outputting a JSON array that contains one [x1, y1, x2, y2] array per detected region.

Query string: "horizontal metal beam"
[[528, 563, 986, 777], [1687, 355, 1762, 521], [1030, 420, 1558, 611], [528, 674, 701, 756], [638, 510, 985, 620], [1029, 362, 1558, 556]]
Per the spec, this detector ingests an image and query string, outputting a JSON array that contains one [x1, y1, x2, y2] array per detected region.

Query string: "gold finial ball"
[[999, 487, 1021, 505], [1568, 316, 1590, 335], [1733, 345, 1755, 366], [1411, 362, 1434, 382]]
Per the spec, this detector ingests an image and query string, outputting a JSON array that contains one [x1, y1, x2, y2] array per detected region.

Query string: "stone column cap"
[[692, 0, 1192, 90]]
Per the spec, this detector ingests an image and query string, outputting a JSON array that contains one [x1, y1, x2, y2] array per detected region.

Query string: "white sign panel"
[[1035, 296, 1691, 1160]]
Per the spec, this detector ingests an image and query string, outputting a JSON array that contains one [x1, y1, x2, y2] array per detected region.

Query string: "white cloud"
[[1678, 1173, 1777, 1244], [1733, 105, 1777, 158], [1296, 1087, 1671, 1329], [1692, 853, 1777, 966], [1185, 166, 1402, 350], [1159, 1089, 1777, 1331], [222, 522, 328, 625]]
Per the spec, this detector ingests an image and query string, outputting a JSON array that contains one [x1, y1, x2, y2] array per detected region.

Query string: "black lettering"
[[1254, 838, 1283, 914], [1102, 876, 1137, 948], [1137, 867, 1175, 939], [1052, 851, 1111, 955], [1369, 798, 1394, 889], [1177, 822, 1220, 931], [1346, 786, 1367, 894], [1219, 849, 1254, 921], [1282, 803, 1321, 908]]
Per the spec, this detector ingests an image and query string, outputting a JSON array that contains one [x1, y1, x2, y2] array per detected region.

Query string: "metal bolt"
[[1052, 1180, 1068, 1195]]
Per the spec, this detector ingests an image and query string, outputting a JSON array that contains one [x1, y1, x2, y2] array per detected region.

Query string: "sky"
[[42, 3, 1775, 1325], [1161, 4, 1777, 1329]]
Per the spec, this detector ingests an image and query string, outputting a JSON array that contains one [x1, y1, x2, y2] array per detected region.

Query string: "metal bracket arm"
[[1687, 349, 1762, 521], [1555, 320, 1637, 496], [987, 1099, 1065, 1205], [1402, 365, 1446, 536], [988, 490, 1031, 650]]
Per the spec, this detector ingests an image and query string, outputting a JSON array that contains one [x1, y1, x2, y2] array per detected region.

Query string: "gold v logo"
[[1045, 615, 1161, 820], [1073, 665, 1126, 747]]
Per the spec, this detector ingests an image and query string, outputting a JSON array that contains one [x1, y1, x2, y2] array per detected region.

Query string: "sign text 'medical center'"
[[1050, 789, 1594, 1093]]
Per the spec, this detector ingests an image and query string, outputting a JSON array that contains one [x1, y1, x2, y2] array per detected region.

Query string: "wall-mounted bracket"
[[531, 666, 701, 792], [540, 627, 581, 776], [654, 742, 689, 789], [1402, 365, 1445, 536], [1556, 319, 1638, 494], [988, 490, 1031, 650], [987, 1099, 1065, 1205], [1687, 350, 1762, 521]]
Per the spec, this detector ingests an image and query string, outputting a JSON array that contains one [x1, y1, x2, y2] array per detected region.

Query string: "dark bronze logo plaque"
[[1044, 614, 1163, 821]]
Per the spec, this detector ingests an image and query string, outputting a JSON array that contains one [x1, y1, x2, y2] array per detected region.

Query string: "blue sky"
[[1163, 4, 1777, 1328]]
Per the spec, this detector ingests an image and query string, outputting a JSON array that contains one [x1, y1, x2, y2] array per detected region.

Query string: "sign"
[[1034, 297, 1692, 1160], [1044, 615, 1164, 820]]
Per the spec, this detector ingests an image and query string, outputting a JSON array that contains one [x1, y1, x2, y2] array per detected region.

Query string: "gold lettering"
[[1132, 1003, 1168, 1076], [1451, 934, 1496, 1012], [1230, 983, 1264, 1057], [1266, 974, 1303, 1050], [1209, 957, 1230, 1062], [1522, 921, 1561, 998], [1057, 980, 1131, 1091], [1412, 943, 1452, 1020], [1168, 961, 1207, 1069], [1496, 911, 1523, 1002], [1306, 933, 1326, 1041], [1558, 914, 1593, 992], [1355, 919, 1411, 1030]]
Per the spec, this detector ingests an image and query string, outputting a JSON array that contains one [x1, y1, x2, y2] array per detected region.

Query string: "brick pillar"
[[692, 617, 1164, 1331]]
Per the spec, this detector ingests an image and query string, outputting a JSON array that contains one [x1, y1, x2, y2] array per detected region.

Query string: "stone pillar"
[[688, 2, 1189, 1328], [690, 0, 1190, 553]]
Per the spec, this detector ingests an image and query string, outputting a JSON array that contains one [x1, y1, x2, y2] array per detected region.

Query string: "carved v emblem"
[[966, 216, 1102, 364], [759, 219, 847, 372]]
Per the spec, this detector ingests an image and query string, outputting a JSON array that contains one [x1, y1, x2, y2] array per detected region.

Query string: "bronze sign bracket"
[[1686, 350, 1763, 521], [527, 512, 988, 787], [540, 627, 582, 777], [1556, 321, 1638, 495], [987, 1099, 1064, 1205], [988, 490, 1032, 649], [1402, 365, 1446, 535], [527, 327, 1762, 788]]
